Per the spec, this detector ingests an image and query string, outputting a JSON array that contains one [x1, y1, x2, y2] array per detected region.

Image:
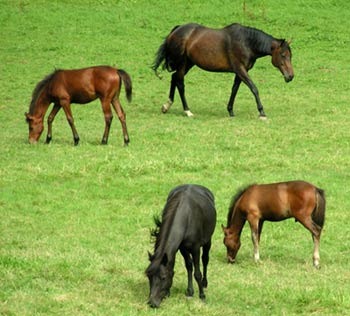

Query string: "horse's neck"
[[229, 208, 246, 237], [29, 89, 51, 119]]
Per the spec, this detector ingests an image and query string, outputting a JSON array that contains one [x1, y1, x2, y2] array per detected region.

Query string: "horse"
[[222, 181, 326, 268], [146, 184, 216, 308], [25, 65, 132, 146], [152, 23, 294, 118]]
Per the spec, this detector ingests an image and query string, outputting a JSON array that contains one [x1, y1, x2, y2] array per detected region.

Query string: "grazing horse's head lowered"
[[145, 184, 216, 308], [25, 66, 132, 146]]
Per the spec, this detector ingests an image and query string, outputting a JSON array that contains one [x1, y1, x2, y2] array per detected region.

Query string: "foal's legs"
[[111, 98, 130, 145], [100, 98, 113, 145], [180, 247, 194, 297], [60, 100, 80, 145], [248, 216, 261, 262], [46, 103, 61, 144], [296, 215, 322, 268], [227, 75, 242, 117]]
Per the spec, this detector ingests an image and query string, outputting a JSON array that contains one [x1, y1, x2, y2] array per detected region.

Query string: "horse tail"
[[312, 187, 326, 229], [152, 25, 180, 76], [117, 69, 132, 102]]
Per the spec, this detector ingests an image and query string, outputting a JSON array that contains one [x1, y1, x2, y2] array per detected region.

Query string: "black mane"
[[29, 70, 59, 114], [226, 23, 278, 56], [148, 192, 181, 262], [227, 184, 253, 226]]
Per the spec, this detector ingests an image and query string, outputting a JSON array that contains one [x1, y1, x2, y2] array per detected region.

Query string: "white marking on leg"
[[161, 99, 173, 113], [184, 110, 194, 117]]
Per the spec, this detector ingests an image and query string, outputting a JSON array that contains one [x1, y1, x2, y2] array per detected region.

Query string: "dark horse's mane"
[[227, 184, 255, 226], [226, 23, 279, 56], [149, 192, 181, 263], [29, 70, 60, 114]]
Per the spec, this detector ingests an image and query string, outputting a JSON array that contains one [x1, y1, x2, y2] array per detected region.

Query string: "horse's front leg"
[[180, 247, 194, 297], [227, 75, 242, 117], [239, 70, 266, 119], [46, 103, 61, 144], [61, 101, 80, 145], [248, 218, 260, 262]]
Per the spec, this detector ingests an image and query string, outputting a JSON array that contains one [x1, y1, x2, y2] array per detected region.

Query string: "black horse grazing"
[[146, 184, 216, 308], [153, 23, 294, 118]]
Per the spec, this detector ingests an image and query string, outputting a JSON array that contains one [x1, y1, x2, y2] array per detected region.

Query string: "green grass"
[[1, 0, 350, 315]]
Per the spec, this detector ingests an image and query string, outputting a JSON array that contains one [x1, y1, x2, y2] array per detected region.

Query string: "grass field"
[[1, 0, 350, 315]]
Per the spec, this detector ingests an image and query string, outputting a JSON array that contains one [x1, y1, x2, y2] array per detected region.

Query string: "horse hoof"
[[259, 115, 267, 121], [184, 110, 194, 117], [161, 104, 168, 113]]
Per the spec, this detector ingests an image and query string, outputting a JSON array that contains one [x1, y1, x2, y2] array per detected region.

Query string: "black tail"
[[312, 188, 326, 228], [117, 69, 132, 102], [152, 25, 180, 76]]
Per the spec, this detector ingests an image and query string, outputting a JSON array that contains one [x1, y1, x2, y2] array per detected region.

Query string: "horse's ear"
[[148, 251, 153, 261]]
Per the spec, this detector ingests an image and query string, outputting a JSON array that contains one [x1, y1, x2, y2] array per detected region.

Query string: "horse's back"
[[169, 184, 216, 242], [168, 23, 244, 72], [239, 181, 318, 220], [49, 66, 119, 103]]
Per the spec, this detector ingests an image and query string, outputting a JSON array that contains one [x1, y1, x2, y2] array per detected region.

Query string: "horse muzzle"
[[284, 74, 294, 83], [28, 138, 38, 144], [148, 298, 161, 308]]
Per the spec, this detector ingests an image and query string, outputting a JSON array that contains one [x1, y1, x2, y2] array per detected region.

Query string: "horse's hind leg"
[[46, 103, 61, 144], [161, 74, 177, 113], [191, 247, 206, 300], [100, 99, 114, 145], [227, 75, 242, 117], [180, 247, 194, 297], [201, 241, 211, 288], [112, 98, 129, 146], [296, 215, 322, 268]]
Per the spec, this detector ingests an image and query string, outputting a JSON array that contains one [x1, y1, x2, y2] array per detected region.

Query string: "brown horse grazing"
[[222, 181, 326, 268], [153, 23, 294, 118], [25, 65, 132, 146]]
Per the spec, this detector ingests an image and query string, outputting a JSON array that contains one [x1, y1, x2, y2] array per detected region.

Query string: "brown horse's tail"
[[312, 187, 326, 229], [152, 25, 180, 76], [117, 69, 132, 102]]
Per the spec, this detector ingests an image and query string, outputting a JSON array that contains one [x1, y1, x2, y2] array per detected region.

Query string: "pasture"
[[1, 0, 349, 315]]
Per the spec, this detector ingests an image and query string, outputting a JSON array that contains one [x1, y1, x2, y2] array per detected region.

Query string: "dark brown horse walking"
[[25, 65, 132, 145], [153, 23, 294, 118], [222, 181, 326, 268]]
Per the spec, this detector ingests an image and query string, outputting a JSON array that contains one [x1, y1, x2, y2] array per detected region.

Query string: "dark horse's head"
[[145, 216, 174, 308], [146, 252, 174, 308], [271, 40, 294, 82]]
